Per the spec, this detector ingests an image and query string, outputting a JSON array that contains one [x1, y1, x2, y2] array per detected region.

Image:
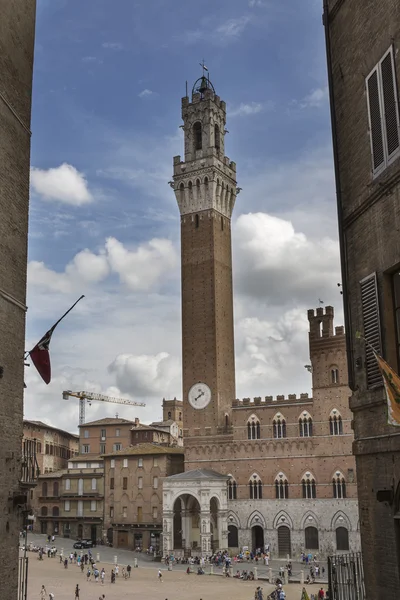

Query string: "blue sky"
[[25, 0, 343, 431]]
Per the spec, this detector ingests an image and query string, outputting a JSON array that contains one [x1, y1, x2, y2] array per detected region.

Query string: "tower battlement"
[[308, 305, 345, 339], [232, 393, 311, 407]]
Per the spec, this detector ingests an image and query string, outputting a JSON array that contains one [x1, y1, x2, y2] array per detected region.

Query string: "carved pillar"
[[218, 509, 229, 550], [200, 512, 212, 558], [162, 512, 174, 555], [182, 509, 191, 550]]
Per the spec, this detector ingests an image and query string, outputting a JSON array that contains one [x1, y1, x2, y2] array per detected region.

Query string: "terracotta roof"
[[68, 454, 103, 462], [24, 420, 79, 438], [102, 443, 184, 457], [79, 418, 136, 427], [37, 470, 68, 479], [149, 420, 176, 427]]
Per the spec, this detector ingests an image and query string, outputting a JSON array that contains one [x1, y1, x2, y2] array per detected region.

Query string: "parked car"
[[73, 539, 94, 549]]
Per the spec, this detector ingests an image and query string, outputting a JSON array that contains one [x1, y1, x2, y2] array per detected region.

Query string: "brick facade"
[[23, 420, 79, 475], [165, 75, 360, 559], [0, 1, 36, 598], [324, 0, 400, 597]]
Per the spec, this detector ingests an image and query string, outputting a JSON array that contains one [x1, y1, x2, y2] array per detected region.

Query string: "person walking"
[[40, 585, 47, 599], [318, 588, 325, 599], [111, 570, 115, 584], [127, 564, 131, 577], [158, 569, 163, 582], [101, 568, 105, 585], [74, 584, 80, 600], [115, 564, 119, 577]]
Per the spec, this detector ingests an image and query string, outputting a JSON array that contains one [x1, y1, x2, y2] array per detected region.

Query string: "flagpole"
[[49, 295, 85, 332]]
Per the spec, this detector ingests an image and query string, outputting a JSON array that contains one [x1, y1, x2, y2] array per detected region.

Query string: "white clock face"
[[188, 383, 212, 410]]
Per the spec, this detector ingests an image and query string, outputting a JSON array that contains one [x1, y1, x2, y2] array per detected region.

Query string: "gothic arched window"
[[247, 415, 261, 440], [332, 472, 346, 498], [329, 410, 343, 435], [275, 473, 289, 499], [228, 479, 237, 500], [299, 412, 313, 437], [302, 473, 317, 499], [249, 474, 263, 500], [193, 121, 202, 151], [273, 414, 286, 439]]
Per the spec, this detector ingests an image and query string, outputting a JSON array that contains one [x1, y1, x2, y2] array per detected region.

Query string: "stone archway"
[[173, 493, 201, 554], [162, 469, 229, 557], [252, 525, 264, 552]]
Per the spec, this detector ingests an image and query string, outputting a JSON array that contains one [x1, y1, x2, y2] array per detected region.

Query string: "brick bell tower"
[[172, 71, 237, 453]]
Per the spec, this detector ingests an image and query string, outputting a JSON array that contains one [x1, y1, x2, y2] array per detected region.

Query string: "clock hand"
[[194, 391, 205, 401]]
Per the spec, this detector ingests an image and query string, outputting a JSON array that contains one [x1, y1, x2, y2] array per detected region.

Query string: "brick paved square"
[[27, 556, 322, 600]]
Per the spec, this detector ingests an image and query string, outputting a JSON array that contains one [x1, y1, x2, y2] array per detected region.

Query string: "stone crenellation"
[[232, 393, 311, 407]]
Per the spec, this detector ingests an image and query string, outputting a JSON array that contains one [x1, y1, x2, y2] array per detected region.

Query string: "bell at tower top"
[[172, 65, 237, 218]]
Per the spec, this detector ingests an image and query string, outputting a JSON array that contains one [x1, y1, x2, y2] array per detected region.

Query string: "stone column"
[[162, 512, 174, 555], [218, 510, 228, 550], [200, 512, 212, 558], [182, 509, 191, 551]]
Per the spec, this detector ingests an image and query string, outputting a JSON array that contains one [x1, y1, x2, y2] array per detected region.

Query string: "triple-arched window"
[[249, 474, 263, 499], [302, 473, 317, 499], [273, 414, 286, 439], [299, 412, 313, 437], [275, 473, 289, 499], [247, 415, 261, 440], [228, 478, 237, 500], [329, 410, 343, 435], [332, 472, 346, 498]]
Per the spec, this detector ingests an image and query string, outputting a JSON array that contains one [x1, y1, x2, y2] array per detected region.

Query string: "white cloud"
[[105, 237, 178, 291], [229, 102, 264, 117], [233, 212, 340, 305], [30, 163, 93, 206], [138, 89, 153, 98], [27, 237, 178, 294], [215, 16, 251, 39], [300, 86, 329, 109], [178, 15, 251, 46], [108, 352, 181, 398], [102, 42, 123, 50]]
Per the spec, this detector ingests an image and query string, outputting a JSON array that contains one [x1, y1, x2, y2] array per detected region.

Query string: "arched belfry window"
[[273, 414, 286, 439], [331, 366, 339, 384], [275, 473, 289, 499], [249, 474, 263, 499], [299, 412, 313, 437], [215, 124, 220, 150], [332, 471, 346, 498], [329, 409, 343, 435], [227, 477, 237, 500], [247, 415, 261, 440], [193, 121, 202, 151], [302, 472, 317, 499]]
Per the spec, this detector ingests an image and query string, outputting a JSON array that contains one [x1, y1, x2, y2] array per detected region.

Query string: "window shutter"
[[381, 49, 400, 159], [367, 69, 385, 171], [360, 273, 382, 387]]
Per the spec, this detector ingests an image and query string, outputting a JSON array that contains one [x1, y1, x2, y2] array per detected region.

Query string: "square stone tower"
[[172, 74, 237, 457]]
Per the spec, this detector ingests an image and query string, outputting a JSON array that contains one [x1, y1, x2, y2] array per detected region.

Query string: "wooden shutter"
[[360, 273, 382, 387], [367, 68, 385, 171], [381, 49, 400, 159]]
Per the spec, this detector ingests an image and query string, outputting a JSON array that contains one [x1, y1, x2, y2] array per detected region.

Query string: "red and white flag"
[[28, 295, 84, 384]]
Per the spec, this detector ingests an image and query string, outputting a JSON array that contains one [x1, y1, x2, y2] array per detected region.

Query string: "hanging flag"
[[28, 295, 84, 384], [373, 350, 400, 426]]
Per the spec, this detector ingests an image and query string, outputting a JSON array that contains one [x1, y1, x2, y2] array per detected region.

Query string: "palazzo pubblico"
[[161, 73, 360, 559]]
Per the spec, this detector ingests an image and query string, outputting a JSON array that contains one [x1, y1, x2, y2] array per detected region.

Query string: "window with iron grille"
[[366, 46, 400, 177], [360, 273, 382, 387]]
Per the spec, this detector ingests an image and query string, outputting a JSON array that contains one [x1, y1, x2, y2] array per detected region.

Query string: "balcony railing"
[[20, 439, 39, 486]]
